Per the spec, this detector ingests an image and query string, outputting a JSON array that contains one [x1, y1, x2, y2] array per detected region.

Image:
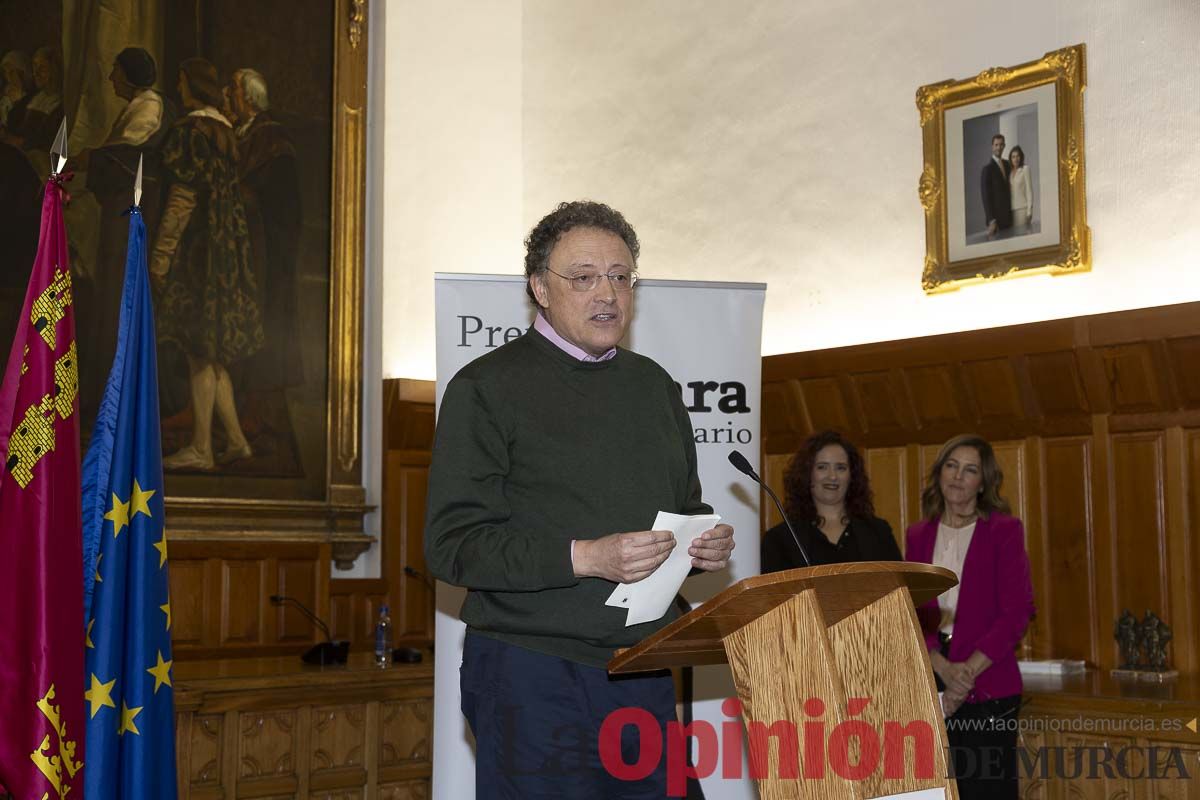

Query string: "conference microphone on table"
[[270, 594, 349, 665], [726, 449, 812, 568]]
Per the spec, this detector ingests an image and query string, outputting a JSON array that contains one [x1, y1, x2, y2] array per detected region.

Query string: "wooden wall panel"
[[763, 301, 1200, 674], [1109, 434, 1169, 626], [993, 440, 1027, 523], [1167, 336, 1200, 408], [1166, 428, 1196, 673], [278, 559, 320, 642], [1097, 343, 1164, 413], [222, 561, 265, 645], [170, 559, 208, 648], [963, 357, 1025, 423], [1026, 350, 1090, 417], [865, 446, 907, 548], [762, 453, 790, 532], [1038, 438, 1096, 662], [904, 366, 964, 431], [798, 377, 852, 432]]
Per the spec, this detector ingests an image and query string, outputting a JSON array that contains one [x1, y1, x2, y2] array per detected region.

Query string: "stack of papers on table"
[[1018, 659, 1087, 676]]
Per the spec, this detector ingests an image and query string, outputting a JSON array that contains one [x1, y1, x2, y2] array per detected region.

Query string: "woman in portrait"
[[761, 429, 901, 572], [906, 434, 1034, 800], [2, 46, 61, 152], [0, 50, 33, 132], [1007, 145, 1033, 233], [152, 57, 264, 471]]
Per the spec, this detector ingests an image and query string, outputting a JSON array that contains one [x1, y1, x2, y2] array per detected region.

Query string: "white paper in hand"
[[606, 512, 720, 626]]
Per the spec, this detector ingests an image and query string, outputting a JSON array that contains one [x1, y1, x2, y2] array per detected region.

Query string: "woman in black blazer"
[[761, 430, 901, 571]]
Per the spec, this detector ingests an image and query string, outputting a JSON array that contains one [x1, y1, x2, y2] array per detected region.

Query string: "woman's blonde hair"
[[920, 434, 1011, 520]]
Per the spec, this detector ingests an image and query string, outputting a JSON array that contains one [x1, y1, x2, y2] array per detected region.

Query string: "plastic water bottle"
[[374, 604, 392, 667]]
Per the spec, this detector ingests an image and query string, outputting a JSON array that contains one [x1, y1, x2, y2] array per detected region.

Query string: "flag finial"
[[134, 153, 143, 207], [50, 118, 68, 175]]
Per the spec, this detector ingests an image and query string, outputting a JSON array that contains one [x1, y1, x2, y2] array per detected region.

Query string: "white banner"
[[431, 273, 764, 799]]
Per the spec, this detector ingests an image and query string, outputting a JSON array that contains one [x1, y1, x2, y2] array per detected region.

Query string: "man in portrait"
[[981, 133, 1012, 238], [425, 201, 736, 798], [226, 68, 304, 417]]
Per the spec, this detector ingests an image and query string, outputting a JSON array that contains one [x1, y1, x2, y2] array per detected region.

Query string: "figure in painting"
[[227, 68, 304, 423], [152, 57, 264, 471], [73, 47, 176, 421], [1, 46, 62, 152], [0, 50, 33, 132]]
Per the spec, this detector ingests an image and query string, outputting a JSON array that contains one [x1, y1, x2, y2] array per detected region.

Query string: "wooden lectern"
[[609, 562, 959, 800]]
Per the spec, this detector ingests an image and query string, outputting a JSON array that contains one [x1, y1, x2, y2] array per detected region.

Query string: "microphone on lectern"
[[727, 450, 812, 568]]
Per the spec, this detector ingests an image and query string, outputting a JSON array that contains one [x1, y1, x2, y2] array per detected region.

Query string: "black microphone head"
[[269, 595, 284, 603], [727, 450, 755, 477]]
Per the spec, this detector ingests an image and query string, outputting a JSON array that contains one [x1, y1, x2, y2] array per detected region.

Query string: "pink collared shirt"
[[533, 313, 616, 362], [532, 312, 615, 571]]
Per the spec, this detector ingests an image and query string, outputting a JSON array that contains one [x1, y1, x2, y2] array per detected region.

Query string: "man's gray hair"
[[235, 68, 270, 112]]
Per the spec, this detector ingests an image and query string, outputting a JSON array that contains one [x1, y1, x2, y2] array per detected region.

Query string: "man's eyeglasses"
[[545, 268, 638, 293]]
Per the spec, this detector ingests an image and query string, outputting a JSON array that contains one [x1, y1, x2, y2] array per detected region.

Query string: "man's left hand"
[[690, 524, 735, 571]]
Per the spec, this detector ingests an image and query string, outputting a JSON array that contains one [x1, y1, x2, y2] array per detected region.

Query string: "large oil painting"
[[0, 1, 368, 552]]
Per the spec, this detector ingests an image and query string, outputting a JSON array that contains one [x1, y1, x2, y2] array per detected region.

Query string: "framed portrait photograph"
[[916, 44, 1090, 293], [0, 1, 370, 564]]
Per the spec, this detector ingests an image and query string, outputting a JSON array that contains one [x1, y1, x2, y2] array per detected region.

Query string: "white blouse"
[[932, 520, 977, 634], [1009, 166, 1033, 213]]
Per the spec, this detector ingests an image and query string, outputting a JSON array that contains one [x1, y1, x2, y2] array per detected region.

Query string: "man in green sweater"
[[425, 201, 735, 798]]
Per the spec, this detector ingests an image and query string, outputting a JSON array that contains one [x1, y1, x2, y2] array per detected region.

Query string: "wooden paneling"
[[174, 653, 433, 800], [865, 447, 908, 548], [1039, 438, 1096, 662], [168, 541, 329, 660], [763, 300, 1200, 674], [963, 357, 1025, 422], [1110, 433, 1169, 621]]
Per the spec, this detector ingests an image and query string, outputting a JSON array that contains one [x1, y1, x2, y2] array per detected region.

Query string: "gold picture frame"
[[917, 44, 1090, 294], [161, 0, 372, 569]]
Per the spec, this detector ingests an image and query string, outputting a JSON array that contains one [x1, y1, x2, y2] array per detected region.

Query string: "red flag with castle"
[[0, 172, 85, 799]]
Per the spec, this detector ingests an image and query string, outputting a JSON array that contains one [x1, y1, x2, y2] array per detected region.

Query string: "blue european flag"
[[82, 205, 177, 798]]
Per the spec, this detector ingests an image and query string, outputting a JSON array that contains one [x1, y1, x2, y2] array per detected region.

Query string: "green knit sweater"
[[424, 328, 711, 667]]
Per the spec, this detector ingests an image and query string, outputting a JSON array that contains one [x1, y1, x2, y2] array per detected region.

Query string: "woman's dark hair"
[[783, 430, 875, 525], [1009, 145, 1026, 168], [523, 200, 640, 306], [179, 57, 224, 109], [920, 433, 1012, 520]]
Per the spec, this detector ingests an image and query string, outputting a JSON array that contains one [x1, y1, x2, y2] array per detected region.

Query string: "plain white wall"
[[381, 0, 1199, 380]]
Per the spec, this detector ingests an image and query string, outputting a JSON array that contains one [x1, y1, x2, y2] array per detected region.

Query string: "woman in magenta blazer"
[[906, 434, 1035, 800]]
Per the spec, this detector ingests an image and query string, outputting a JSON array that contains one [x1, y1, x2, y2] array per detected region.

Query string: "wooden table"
[[1019, 671, 1200, 798], [174, 652, 434, 799]]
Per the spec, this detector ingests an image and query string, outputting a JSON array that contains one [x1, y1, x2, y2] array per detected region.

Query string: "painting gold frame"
[[164, 0, 371, 569], [917, 44, 1090, 294]]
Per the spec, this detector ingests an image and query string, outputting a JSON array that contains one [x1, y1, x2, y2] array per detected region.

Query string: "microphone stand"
[[726, 450, 813, 568], [395, 566, 437, 662], [270, 595, 349, 665]]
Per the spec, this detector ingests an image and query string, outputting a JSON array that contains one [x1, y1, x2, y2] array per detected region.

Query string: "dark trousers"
[[945, 695, 1022, 800], [460, 632, 677, 799]]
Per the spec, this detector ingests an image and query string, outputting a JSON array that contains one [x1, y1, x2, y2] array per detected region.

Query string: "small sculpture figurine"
[[1149, 614, 1172, 671], [1114, 609, 1139, 668], [1139, 609, 1175, 671]]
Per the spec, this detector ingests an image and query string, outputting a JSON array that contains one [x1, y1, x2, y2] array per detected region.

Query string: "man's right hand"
[[572, 530, 676, 583]]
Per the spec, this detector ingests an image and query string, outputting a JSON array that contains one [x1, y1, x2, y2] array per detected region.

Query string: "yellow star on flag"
[[105, 492, 130, 537], [118, 701, 143, 736], [160, 600, 172, 630], [86, 619, 95, 649], [153, 531, 168, 568], [94, 552, 103, 582], [130, 479, 156, 518], [85, 674, 116, 719], [147, 650, 173, 693]]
